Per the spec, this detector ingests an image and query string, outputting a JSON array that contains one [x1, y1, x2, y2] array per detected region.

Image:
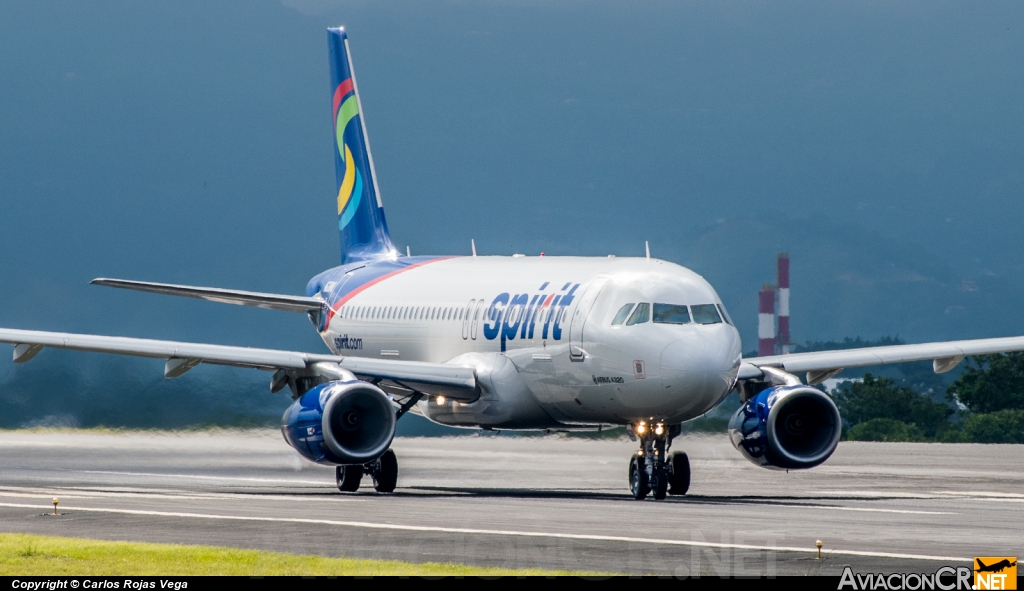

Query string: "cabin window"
[[611, 304, 635, 325], [691, 304, 722, 325], [653, 304, 691, 325], [625, 303, 650, 326]]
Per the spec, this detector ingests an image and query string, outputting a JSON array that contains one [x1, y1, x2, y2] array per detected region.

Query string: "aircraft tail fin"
[[328, 27, 397, 264]]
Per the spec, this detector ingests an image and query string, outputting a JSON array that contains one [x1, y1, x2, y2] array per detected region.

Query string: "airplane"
[[976, 559, 1017, 573], [5, 27, 1024, 500]]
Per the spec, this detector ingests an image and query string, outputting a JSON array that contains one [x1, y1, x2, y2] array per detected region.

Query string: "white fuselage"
[[315, 256, 742, 429]]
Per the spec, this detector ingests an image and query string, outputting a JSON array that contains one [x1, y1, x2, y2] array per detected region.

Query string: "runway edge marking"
[[0, 502, 970, 562]]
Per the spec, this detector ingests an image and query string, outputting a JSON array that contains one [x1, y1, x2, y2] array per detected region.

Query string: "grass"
[[0, 533, 604, 576]]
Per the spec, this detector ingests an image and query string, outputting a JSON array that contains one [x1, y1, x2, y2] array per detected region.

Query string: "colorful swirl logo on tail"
[[333, 78, 363, 230]]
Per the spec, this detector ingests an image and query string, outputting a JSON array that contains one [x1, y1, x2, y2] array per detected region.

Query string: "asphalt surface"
[[0, 430, 1021, 576]]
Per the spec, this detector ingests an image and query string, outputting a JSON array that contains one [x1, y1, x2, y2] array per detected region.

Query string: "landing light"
[[436, 396, 446, 405], [636, 422, 646, 435], [655, 423, 664, 436]]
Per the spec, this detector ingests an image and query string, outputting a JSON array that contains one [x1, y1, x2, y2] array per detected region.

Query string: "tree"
[[963, 409, 1024, 444], [831, 374, 952, 437], [846, 418, 925, 442], [947, 353, 1024, 414]]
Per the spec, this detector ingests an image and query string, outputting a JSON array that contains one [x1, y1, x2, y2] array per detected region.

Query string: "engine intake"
[[728, 386, 841, 470], [281, 379, 396, 465]]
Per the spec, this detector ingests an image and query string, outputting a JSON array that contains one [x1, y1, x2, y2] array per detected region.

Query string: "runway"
[[0, 430, 1021, 576]]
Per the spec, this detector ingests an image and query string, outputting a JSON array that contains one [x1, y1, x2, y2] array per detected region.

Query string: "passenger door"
[[462, 299, 475, 339], [470, 299, 484, 340], [568, 277, 609, 361]]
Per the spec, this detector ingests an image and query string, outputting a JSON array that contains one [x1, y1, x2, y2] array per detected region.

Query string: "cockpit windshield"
[[625, 302, 650, 325], [717, 303, 733, 326], [611, 303, 635, 325], [652, 304, 691, 324], [691, 304, 723, 325], [614, 302, 726, 327]]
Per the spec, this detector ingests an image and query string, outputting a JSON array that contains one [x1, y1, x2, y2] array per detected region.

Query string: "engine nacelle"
[[281, 379, 396, 466], [728, 386, 841, 470]]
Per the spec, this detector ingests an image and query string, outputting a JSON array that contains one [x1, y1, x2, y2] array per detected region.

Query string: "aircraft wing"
[[91, 278, 323, 313], [741, 335, 1024, 384], [0, 328, 476, 399]]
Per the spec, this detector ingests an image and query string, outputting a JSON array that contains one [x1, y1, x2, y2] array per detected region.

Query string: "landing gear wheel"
[[652, 469, 668, 500], [668, 451, 690, 496], [336, 464, 363, 492], [629, 453, 649, 500], [371, 449, 398, 493]]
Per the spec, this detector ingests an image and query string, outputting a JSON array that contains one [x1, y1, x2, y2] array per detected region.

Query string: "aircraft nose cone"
[[660, 330, 736, 374], [659, 328, 740, 407]]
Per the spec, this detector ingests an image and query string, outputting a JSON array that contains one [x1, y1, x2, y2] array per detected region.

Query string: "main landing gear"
[[335, 392, 422, 494], [627, 421, 689, 500], [336, 448, 399, 493]]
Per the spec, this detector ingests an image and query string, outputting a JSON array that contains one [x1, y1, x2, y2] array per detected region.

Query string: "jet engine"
[[728, 386, 841, 470], [281, 379, 396, 465]]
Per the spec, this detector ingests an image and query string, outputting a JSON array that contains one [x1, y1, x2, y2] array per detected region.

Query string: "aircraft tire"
[[668, 451, 690, 496], [372, 449, 398, 493], [336, 464, 363, 492], [653, 470, 668, 500], [629, 453, 649, 500]]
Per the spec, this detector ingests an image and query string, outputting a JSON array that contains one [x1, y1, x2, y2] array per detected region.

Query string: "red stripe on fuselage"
[[325, 257, 456, 329]]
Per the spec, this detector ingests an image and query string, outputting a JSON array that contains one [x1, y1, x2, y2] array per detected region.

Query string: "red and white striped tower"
[[776, 253, 791, 354], [758, 284, 776, 357]]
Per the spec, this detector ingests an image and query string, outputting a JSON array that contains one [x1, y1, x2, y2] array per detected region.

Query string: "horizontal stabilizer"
[[91, 278, 323, 313]]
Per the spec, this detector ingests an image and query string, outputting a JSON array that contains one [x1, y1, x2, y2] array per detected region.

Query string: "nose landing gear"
[[627, 421, 688, 500]]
